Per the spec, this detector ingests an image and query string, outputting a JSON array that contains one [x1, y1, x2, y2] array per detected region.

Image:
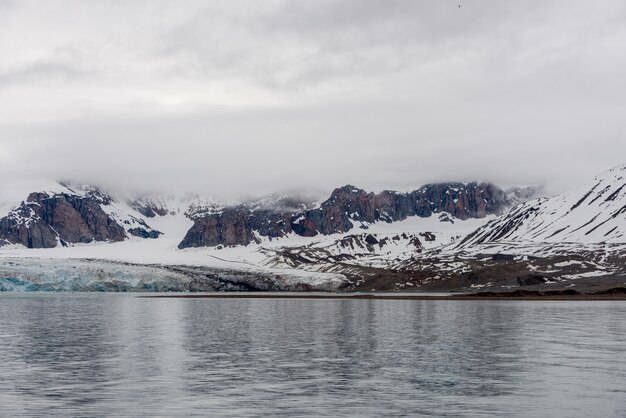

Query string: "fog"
[[1, 0, 625, 200]]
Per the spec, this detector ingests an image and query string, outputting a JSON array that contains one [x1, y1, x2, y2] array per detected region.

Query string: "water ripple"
[[1, 294, 625, 417]]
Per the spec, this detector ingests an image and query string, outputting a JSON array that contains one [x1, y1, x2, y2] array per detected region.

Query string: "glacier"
[[0, 258, 347, 292]]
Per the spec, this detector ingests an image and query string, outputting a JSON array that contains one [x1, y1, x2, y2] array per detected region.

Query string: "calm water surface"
[[1, 293, 625, 417]]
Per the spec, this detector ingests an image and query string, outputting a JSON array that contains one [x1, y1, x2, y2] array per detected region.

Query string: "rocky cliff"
[[0, 180, 536, 250], [0, 186, 161, 248], [179, 182, 525, 248]]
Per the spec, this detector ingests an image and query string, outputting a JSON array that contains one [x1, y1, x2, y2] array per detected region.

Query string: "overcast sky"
[[1, 0, 625, 200]]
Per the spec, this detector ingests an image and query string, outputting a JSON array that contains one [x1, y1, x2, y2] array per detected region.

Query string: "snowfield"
[[1, 164, 625, 292], [461, 164, 626, 245], [0, 193, 495, 291], [0, 209, 490, 291]]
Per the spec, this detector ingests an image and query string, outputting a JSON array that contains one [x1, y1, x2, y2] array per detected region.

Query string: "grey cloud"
[[153, 1, 508, 88], [0, 0, 625, 201], [0, 60, 89, 87], [149, 0, 626, 91], [1, 97, 623, 200], [0, 0, 17, 9]]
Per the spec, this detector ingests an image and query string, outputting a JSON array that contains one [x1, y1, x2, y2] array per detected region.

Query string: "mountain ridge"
[[460, 164, 626, 246], [0, 165, 625, 293], [179, 181, 532, 248], [0, 180, 534, 249]]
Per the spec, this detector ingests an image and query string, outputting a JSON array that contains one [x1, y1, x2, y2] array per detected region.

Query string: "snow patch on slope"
[[462, 164, 626, 245]]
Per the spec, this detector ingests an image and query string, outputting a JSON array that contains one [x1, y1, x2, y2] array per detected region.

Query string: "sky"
[[0, 0, 625, 200]]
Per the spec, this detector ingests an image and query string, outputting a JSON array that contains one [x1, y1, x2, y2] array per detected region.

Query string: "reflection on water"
[[1, 293, 625, 417]]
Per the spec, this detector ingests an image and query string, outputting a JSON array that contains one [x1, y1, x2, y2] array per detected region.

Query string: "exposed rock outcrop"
[[179, 182, 523, 248], [178, 207, 260, 248], [0, 184, 164, 248], [0, 191, 127, 248], [0, 179, 538, 250], [128, 198, 170, 218]]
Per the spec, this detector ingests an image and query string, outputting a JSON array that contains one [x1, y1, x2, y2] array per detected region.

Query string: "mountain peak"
[[462, 164, 626, 245]]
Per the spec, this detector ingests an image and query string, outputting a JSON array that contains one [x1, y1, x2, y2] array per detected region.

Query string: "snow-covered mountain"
[[0, 179, 536, 291], [0, 164, 624, 294], [0, 163, 620, 294], [460, 164, 626, 246], [0, 182, 192, 248], [0, 180, 529, 250], [260, 214, 492, 271], [248, 165, 626, 293], [0, 178, 532, 292], [178, 182, 529, 248], [358, 164, 626, 293]]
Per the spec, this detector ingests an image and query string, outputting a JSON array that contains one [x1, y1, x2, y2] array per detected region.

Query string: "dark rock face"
[[128, 199, 169, 218], [128, 227, 162, 239], [0, 192, 127, 248], [179, 182, 518, 248], [0, 204, 59, 248], [246, 211, 294, 239], [179, 208, 260, 248], [290, 182, 512, 237]]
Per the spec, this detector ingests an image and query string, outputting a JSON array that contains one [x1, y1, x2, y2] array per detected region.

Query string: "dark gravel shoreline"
[[139, 288, 626, 301]]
